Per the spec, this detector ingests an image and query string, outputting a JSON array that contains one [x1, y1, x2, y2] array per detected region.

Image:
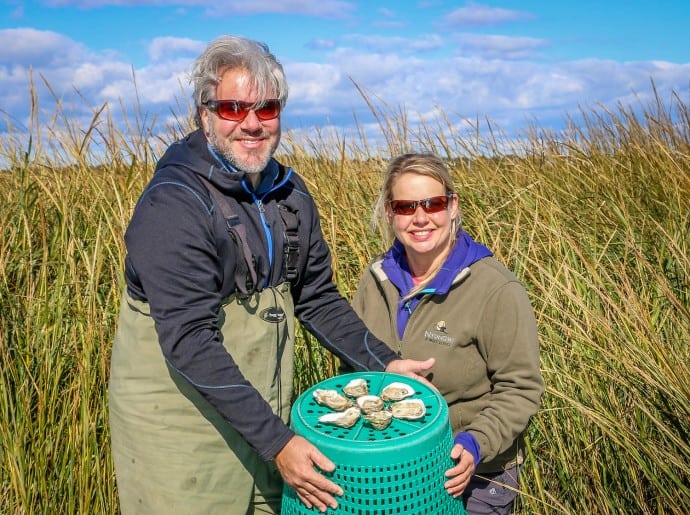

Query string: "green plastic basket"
[[281, 372, 466, 514]]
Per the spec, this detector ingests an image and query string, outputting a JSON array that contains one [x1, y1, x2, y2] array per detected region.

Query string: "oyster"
[[342, 378, 369, 398], [390, 399, 426, 420], [313, 389, 353, 411], [380, 381, 415, 401], [356, 395, 385, 414], [364, 410, 393, 430], [318, 407, 361, 428]]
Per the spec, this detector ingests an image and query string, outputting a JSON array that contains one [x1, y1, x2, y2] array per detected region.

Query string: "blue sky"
[[1, 0, 689, 155]]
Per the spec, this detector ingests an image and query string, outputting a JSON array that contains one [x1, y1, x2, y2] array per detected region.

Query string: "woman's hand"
[[444, 443, 476, 497], [385, 357, 436, 388]]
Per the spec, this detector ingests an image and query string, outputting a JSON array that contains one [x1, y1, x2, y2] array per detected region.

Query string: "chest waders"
[[109, 284, 294, 514], [109, 177, 301, 514]]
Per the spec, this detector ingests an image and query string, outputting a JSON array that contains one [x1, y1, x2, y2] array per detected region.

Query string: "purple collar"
[[380, 230, 493, 340]]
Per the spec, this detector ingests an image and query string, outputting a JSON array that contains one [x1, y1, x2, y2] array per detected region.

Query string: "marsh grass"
[[1, 83, 688, 513]]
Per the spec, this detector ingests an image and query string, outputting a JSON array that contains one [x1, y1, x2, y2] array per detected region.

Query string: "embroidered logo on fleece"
[[424, 320, 455, 346]]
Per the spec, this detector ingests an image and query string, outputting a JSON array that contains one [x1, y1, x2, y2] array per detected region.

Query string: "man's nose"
[[240, 109, 263, 130]]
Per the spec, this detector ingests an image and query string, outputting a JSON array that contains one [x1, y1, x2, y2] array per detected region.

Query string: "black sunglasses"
[[202, 99, 281, 122], [389, 194, 452, 215]]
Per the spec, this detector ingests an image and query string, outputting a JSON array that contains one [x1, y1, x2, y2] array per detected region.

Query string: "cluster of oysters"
[[313, 378, 426, 430]]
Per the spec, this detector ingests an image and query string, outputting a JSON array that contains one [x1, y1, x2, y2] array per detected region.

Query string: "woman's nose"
[[412, 205, 429, 222]]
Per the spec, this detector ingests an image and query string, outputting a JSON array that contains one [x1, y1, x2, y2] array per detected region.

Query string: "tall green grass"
[[1, 84, 688, 513]]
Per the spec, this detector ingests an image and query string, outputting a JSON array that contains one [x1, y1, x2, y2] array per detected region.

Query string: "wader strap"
[[278, 203, 300, 283], [198, 175, 257, 294]]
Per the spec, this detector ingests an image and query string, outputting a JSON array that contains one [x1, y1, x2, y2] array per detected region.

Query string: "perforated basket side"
[[281, 372, 467, 514], [282, 424, 462, 514]]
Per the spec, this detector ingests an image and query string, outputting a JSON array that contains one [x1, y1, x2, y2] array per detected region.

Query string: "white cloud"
[[306, 39, 337, 51], [282, 43, 690, 136], [455, 34, 549, 60], [208, 0, 356, 18], [0, 27, 198, 140], [284, 62, 344, 113], [148, 37, 205, 63], [0, 28, 89, 66], [129, 65, 191, 104], [378, 7, 396, 18], [344, 33, 444, 53], [2, 25, 688, 150], [442, 4, 534, 28], [72, 62, 106, 89], [371, 7, 403, 27], [45, 0, 358, 19]]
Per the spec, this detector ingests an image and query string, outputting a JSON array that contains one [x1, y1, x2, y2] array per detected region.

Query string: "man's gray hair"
[[190, 35, 288, 128]]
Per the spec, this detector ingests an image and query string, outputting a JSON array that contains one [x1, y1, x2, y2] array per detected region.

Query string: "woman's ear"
[[450, 194, 463, 229], [450, 193, 460, 220], [384, 204, 393, 224]]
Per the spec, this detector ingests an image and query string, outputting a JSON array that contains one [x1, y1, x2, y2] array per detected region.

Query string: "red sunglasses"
[[389, 194, 452, 215], [203, 99, 281, 122]]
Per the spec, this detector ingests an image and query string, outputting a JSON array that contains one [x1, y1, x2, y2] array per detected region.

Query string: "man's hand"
[[274, 435, 343, 513], [444, 443, 475, 497], [385, 357, 436, 388]]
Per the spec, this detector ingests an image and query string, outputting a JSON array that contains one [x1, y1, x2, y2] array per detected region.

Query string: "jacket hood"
[[379, 229, 493, 340], [381, 229, 493, 297]]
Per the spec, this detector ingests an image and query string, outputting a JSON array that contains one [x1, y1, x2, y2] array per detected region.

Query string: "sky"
[[1, 0, 689, 158]]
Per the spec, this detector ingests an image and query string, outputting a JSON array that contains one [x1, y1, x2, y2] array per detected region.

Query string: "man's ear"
[[200, 108, 210, 137]]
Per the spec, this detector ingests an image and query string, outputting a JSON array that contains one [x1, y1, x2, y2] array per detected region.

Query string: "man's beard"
[[208, 126, 278, 175]]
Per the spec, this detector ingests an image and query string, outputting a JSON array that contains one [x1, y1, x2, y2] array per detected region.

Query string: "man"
[[108, 35, 434, 514]]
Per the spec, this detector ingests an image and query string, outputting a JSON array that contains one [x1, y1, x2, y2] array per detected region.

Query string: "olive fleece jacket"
[[352, 243, 544, 472]]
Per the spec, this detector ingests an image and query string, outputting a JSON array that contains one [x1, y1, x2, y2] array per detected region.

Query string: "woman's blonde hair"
[[374, 153, 462, 298]]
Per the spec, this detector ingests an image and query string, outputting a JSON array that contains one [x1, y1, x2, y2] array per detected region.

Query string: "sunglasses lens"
[[390, 200, 416, 215], [390, 195, 450, 215], [210, 99, 281, 122], [254, 100, 281, 120], [216, 101, 245, 121], [425, 196, 449, 213]]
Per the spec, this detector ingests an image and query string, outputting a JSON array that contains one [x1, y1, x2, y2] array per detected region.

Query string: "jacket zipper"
[[240, 167, 294, 288], [397, 293, 433, 357]]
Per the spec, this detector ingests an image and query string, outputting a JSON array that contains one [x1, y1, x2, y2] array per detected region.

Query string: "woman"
[[352, 153, 544, 514]]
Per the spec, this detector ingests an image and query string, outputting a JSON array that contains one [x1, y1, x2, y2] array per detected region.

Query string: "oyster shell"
[[356, 395, 385, 414], [342, 378, 369, 398], [318, 406, 361, 428], [313, 389, 353, 411], [390, 399, 426, 420], [364, 410, 393, 430], [380, 381, 415, 401]]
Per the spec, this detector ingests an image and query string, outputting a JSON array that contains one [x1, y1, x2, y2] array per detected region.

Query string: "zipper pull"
[[257, 199, 265, 213], [404, 300, 413, 314]]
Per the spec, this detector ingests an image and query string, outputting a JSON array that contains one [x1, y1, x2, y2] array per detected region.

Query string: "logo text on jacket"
[[260, 307, 286, 323], [424, 320, 455, 346]]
